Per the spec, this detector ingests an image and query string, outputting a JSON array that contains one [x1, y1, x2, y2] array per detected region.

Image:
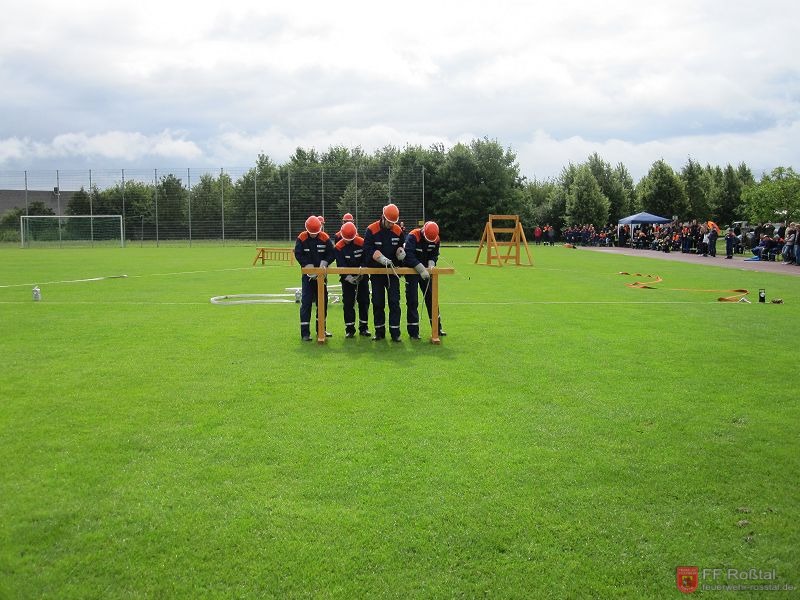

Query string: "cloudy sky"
[[0, 0, 798, 181]]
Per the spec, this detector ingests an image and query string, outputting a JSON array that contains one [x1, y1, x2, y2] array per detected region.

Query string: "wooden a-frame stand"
[[474, 214, 533, 266]]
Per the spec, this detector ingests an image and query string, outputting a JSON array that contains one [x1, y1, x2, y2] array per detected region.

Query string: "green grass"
[[1, 245, 798, 598]]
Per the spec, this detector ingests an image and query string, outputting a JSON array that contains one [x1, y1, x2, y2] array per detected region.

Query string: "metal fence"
[[0, 166, 428, 246]]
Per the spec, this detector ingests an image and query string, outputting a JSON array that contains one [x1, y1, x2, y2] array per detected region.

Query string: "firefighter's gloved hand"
[[378, 255, 393, 267], [427, 260, 436, 269], [345, 275, 358, 285], [319, 260, 328, 269], [396, 247, 406, 261], [414, 262, 430, 280]]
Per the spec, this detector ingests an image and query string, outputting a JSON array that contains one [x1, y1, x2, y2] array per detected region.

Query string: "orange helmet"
[[340, 221, 357, 242], [305, 215, 322, 235], [382, 203, 399, 224], [423, 221, 439, 242], [342, 212, 354, 223]]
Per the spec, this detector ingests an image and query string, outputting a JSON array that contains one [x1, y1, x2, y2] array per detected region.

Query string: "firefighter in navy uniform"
[[404, 221, 446, 339], [334, 212, 355, 242], [294, 215, 335, 341], [363, 203, 405, 342], [335, 221, 371, 338]]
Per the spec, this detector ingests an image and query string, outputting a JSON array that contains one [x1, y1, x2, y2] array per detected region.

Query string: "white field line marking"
[[0, 300, 211, 305], [443, 300, 723, 305], [0, 274, 128, 288], [0, 267, 254, 288], [0, 299, 721, 306]]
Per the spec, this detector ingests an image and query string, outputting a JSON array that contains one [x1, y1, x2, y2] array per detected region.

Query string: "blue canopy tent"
[[617, 212, 672, 247]]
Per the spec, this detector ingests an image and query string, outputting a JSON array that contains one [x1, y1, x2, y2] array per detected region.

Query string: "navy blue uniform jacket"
[[294, 231, 335, 268], [363, 220, 404, 267], [404, 228, 440, 267]]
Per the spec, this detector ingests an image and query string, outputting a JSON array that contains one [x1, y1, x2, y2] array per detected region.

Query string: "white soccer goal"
[[20, 215, 124, 248]]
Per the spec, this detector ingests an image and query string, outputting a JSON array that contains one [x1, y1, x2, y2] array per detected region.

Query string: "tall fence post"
[[154, 168, 159, 247], [121, 168, 126, 244], [422, 165, 426, 223], [56, 170, 62, 247], [220, 167, 225, 245], [187, 168, 192, 247], [89, 169, 94, 246]]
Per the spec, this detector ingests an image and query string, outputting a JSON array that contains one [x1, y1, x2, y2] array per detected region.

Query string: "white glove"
[[414, 263, 430, 280], [319, 260, 328, 269], [345, 274, 358, 285], [427, 260, 435, 269], [396, 247, 406, 261], [378, 255, 392, 267]]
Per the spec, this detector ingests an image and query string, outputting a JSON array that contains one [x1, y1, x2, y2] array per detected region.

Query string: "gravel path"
[[574, 245, 800, 277]]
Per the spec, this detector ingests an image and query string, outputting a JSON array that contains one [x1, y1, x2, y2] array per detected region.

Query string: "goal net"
[[20, 215, 124, 248]]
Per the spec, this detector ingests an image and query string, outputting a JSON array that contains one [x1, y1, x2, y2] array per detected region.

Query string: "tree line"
[[1, 139, 797, 241]]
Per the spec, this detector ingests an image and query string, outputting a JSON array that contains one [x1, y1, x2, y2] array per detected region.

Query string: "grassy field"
[[1, 244, 798, 598]]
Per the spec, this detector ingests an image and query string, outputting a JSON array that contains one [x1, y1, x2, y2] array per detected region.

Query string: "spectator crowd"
[[533, 221, 799, 266]]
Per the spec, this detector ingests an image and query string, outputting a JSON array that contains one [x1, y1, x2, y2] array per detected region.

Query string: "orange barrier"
[[253, 247, 294, 266]]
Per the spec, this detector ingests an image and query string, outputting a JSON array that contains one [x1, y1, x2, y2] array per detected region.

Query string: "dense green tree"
[[737, 162, 755, 188], [434, 139, 524, 239], [586, 153, 628, 223], [0, 201, 55, 241], [189, 173, 223, 235], [715, 165, 744, 226], [544, 185, 568, 234], [66, 187, 91, 215], [614, 163, 636, 217], [741, 166, 800, 225], [522, 178, 557, 228], [636, 160, 688, 219], [155, 173, 187, 235], [566, 164, 610, 226], [681, 158, 712, 220]]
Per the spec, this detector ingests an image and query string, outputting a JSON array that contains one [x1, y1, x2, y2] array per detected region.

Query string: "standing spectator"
[[698, 223, 709, 256], [782, 223, 796, 264], [681, 224, 692, 253], [363, 203, 405, 342], [546, 224, 555, 246], [334, 221, 371, 338], [725, 228, 736, 259], [294, 215, 335, 341], [534, 225, 542, 245], [404, 221, 446, 340], [708, 224, 719, 257]]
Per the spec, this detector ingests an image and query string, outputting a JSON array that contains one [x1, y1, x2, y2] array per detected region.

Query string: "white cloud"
[[0, 131, 202, 165], [517, 120, 800, 181], [0, 0, 798, 179]]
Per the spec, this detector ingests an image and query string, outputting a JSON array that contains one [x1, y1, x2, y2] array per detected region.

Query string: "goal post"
[[20, 215, 124, 248]]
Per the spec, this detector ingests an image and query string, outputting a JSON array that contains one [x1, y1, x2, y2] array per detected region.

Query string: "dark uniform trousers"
[[405, 274, 443, 337], [370, 273, 401, 339], [300, 275, 328, 338], [342, 277, 370, 335]]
